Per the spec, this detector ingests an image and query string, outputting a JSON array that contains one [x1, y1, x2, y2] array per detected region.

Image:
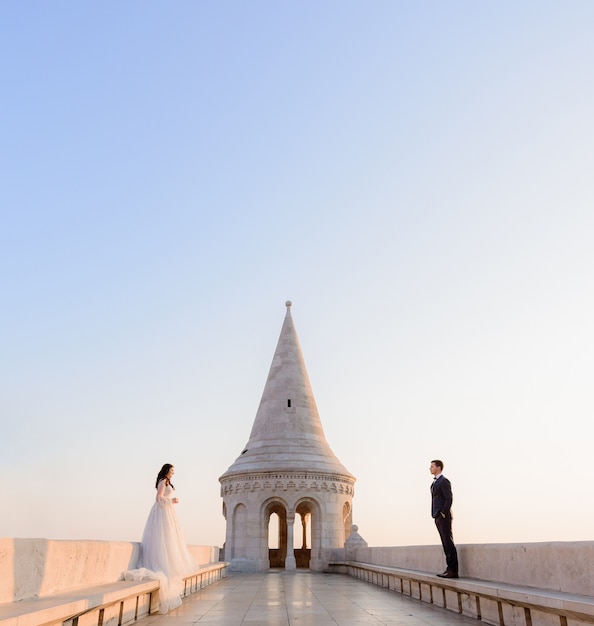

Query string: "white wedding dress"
[[125, 479, 197, 613]]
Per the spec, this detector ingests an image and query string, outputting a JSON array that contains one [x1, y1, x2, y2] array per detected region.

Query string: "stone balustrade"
[[0, 538, 227, 626], [329, 542, 594, 596], [328, 541, 594, 626]]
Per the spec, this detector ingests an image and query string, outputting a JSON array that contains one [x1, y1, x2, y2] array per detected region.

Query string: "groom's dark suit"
[[431, 474, 458, 574]]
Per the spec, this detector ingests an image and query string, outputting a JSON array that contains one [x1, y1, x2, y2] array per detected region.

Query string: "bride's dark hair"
[[155, 463, 175, 489]]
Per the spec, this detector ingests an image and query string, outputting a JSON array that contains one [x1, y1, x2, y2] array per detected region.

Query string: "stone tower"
[[219, 301, 355, 572]]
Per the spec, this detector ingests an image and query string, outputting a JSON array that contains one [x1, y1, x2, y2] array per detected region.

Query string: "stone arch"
[[294, 497, 321, 569], [262, 498, 289, 568]]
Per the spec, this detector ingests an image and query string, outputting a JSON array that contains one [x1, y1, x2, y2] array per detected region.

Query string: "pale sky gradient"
[[2, 3, 593, 549]]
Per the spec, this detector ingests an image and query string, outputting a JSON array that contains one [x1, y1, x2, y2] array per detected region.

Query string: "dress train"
[[125, 480, 197, 614]]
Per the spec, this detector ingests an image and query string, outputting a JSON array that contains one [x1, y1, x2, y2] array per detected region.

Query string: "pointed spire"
[[221, 302, 353, 479]]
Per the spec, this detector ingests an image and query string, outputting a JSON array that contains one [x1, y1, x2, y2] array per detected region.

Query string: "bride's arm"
[[155, 479, 179, 506], [155, 479, 172, 506]]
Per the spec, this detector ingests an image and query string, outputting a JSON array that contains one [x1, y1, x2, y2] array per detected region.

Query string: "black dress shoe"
[[438, 571, 459, 579]]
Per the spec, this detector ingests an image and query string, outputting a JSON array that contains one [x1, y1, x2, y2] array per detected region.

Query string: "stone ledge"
[[328, 561, 594, 624], [0, 579, 159, 626], [0, 563, 229, 626]]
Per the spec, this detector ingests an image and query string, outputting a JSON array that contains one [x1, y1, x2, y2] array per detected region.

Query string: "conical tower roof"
[[220, 301, 354, 480]]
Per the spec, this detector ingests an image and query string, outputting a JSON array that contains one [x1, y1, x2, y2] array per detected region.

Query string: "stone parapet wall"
[[0, 538, 220, 604], [187, 544, 219, 566], [339, 541, 594, 597]]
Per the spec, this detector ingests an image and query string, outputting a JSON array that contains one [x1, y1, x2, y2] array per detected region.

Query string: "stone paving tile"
[[141, 571, 483, 625]]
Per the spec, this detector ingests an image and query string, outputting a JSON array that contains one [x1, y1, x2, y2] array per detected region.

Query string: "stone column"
[[301, 515, 307, 549], [285, 512, 296, 570]]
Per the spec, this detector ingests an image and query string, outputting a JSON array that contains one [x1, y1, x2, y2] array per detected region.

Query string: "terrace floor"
[[140, 570, 481, 625]]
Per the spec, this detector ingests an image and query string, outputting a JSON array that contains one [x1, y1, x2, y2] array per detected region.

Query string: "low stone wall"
[[0, 538, 220, 604], [335, 541, 594, 597]]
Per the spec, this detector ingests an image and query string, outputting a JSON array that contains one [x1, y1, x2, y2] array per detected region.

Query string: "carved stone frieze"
[[220, 472, 354, 497]]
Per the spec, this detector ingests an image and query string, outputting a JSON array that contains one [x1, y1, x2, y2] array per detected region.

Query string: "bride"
[[125, 463, 197, 613]]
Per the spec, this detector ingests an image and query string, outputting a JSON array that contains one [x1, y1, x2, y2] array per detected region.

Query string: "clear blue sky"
[[2, 2, 593, 548]]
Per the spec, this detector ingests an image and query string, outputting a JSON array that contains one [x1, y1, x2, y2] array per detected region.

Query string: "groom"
[[430, 459, 459, 578]]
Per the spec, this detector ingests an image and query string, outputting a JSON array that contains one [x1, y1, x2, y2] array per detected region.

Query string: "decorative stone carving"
[[345, 525, 368, 560], [220, 474, 354, 497]]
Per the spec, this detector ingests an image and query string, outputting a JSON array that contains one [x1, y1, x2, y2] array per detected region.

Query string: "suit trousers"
[[434, 513, 458, 573]]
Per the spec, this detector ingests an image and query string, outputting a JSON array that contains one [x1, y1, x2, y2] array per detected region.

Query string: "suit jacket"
[[431, 475, 453, 518]]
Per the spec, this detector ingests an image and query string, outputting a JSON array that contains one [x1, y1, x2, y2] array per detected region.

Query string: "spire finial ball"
[[285, 300, 292, 307]]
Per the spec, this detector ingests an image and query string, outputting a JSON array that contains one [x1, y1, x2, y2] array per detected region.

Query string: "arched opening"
[[343, 501, 352, 543], [294, 501, 313, 568], [294, 511, 311, 548], [266, 502, 287, 568], [268, 512, 280, 549]]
